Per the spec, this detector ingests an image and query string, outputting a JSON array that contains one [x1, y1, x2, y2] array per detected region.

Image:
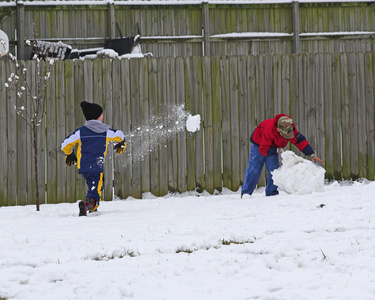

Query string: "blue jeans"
[[241, 144, 279, 197]]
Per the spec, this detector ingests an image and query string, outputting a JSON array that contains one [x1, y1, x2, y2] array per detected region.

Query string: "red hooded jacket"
[[250, 114, 314, 156]]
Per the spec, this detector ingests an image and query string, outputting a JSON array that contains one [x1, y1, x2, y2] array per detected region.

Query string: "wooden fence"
[[1, 1, 375, 59], [0, 52, 374, 206]]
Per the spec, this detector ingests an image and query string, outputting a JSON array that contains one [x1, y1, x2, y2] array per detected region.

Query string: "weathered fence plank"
[[157, 58, 169, 197], [211, 57, 222, 192], [340, 53, 351, 180], [115, 58, 132, 199], [0, 63, 8, 205], [148, 58, 159, 196], [220, 57, 231, 190], [324, 54, 334, 179], [348, 52, 359, 179], [46, 60, 57, 204], [365, 53, 375, 180], [185, 57, 197, 192], [55, 61, 67, 204], [356, 53, 368, 178], [129, 58, 142, 199], [255, 55, 266, 187], [6, 62, 17, 205], [193, 57, 205, 192], [112, 57, 122, 198], [238, 56, 249, 186], [229, 56, 240, 191], [315, 54, 325, 169], [16, 63, 28, 205], [203, 56, 214, 194], [176, 57, 187, 193], [139, 58, 151, 196], [73, 60, 86, 202]]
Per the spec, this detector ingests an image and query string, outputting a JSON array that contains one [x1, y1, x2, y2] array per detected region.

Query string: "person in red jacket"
[[241, 114, 323, 197]]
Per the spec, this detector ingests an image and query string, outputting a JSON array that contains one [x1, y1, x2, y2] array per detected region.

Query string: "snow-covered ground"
[[1, 179, 375, 300]]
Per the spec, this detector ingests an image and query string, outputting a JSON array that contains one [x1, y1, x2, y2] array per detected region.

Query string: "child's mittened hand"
[[114, 140, 126, 154], [65, 151, 77, 166]]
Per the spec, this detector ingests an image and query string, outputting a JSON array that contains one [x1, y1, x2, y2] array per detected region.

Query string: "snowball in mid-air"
[[186, 114, 201, 133], [272, 151, 325, 194]]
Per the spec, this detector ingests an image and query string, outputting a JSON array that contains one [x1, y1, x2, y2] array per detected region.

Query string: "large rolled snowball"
[[272, 150, 325, 194]]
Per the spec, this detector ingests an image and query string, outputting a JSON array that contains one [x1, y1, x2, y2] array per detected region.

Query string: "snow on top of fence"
[[210, 31, 375, 39], [0, 0, 372, 6]]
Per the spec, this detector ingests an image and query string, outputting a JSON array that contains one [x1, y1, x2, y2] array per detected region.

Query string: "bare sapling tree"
[[3, 29, 68, 211]]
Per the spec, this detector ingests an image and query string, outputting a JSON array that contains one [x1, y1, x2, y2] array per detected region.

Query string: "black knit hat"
[[80, 101, 103, 121]]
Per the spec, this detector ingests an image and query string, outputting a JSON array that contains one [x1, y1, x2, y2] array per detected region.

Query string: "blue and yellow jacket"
[[61, 120, 124, 173]]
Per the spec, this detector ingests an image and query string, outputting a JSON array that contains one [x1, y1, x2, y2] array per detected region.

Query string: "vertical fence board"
[[220, 57, 231, 190], [149, 58, 160, 196], [26, 61, 37, 205], [130, 58, 142, 198], [340, 53, 351, 179], [243, 56, 256, 185], [166, 57, 178, 192], [255, 55, 266, 186], [306, 54, 317, 153], [211, 57, 222, 191], [324, 54, 334, 179], [348, 53, 359, 179], [16, 64, 28, 205], [63, 60, 77, 204], [102, 59, 114, 201], [273, 55, 282, 114], [365, 53, 375, 180], [117, 59, 132, 199], [193, 57, 205, 191], [157, 58, 169, 196], [176, 57, 187, 193], [0, 63, 8, 205], [356, 53, 367, 178], [203, 56, 214, 193], [6, 62, 17, 205], [238, 56, 248, 186], [112, 59, 122, 199], [264, 55, 273, 119], [229, 56, 240, 191], [46, 61, 57, 204], [330, 53, 341, 179], [74, 60, 86, 201], [184, 57, 197, 191], [315, 54, 325, 171], [139, 59, 151, 195], [55, 61, 67, 203]]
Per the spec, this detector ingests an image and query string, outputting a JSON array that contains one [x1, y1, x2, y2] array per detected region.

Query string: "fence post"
[[292, 1, 300, 54], [16, 2, 25, 60], [202, 2, 210, 56], [108, 3, 116, 39]]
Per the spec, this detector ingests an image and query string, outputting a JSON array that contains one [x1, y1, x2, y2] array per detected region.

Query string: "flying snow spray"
[[122, 104, 200, 166]]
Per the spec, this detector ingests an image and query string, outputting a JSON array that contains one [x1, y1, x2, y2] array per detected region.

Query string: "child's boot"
[[78, 200, 87, 217]]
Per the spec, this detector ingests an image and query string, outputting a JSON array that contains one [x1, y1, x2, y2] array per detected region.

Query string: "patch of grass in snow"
[[90, 249, 137, 261], [176, 247, 194, 254], [176, 239, 255, 254], [175, 244, 219, 254], [0, 297, 8, 300], [221, 238, 255, 246]]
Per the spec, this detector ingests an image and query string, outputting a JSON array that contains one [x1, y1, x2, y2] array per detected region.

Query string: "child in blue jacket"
[[61, 101, 126, 216]]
